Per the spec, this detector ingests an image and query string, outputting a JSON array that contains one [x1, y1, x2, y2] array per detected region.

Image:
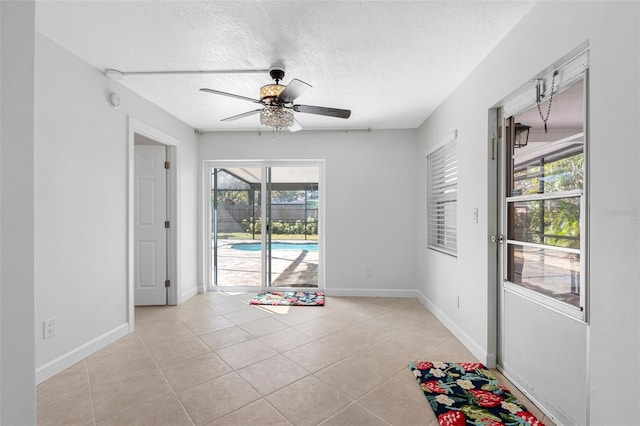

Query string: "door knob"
[[490, 235, 504, 243]]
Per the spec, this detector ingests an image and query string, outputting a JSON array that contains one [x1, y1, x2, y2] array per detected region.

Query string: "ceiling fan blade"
[[293, 104, 351, 119], [289, 118, 303, 133], [277, 79, 312, 103], [200, 88, 261, 104], [221, 109, 262, 122]]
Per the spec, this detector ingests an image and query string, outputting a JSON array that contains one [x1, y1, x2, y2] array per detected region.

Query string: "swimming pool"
[[231, 242, 318, 251]]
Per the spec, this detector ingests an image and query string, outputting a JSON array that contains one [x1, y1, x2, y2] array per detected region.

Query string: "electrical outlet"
[[365, 268, 373, 278], [472, 208, 478, 224], [43, 318, 55, 339]]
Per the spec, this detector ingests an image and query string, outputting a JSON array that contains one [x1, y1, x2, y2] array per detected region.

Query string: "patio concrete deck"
[[213, 239, 318, 287]]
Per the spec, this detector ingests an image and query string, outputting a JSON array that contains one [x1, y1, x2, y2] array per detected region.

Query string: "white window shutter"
[[427, 135, 458, 256]]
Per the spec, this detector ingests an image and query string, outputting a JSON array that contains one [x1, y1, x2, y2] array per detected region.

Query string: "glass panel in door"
[[211, 167, 262, 286], [267, 166, 319, 288], [505, 78, 585, 311]]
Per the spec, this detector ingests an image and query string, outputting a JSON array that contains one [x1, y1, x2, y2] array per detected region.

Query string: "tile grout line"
[[258, 397, 294, 426], [134, 325, 197, 426], [87, 329, 195, 424], [213, 302, 312, 424], [83, 359, 99, 426], [270, 304, 393, 424], [41, 295, 553, 425], [165, 295, 333, 424], [211, 296, 359, 425], [87, 336, 168, 424], [195, 300, 312, 424], [229, 366, 299, 424], [350, 401, 393, 426]]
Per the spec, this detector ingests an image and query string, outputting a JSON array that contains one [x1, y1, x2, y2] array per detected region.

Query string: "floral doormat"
[[249, 291, 325, 306], [408, 361, 545, 426]]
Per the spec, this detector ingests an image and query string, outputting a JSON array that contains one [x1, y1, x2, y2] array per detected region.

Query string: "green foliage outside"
[[513, 153, 583, 249], [242, 217, 317, 236], [213, 190, 249, 206]]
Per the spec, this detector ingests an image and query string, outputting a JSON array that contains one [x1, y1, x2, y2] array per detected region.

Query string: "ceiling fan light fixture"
[[200, 66, 350, 131], [260, 84, 285, 102], [260, 106, 293, 130]]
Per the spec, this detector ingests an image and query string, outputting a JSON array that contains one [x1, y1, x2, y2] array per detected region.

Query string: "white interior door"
[[135, 144, 167, 305]]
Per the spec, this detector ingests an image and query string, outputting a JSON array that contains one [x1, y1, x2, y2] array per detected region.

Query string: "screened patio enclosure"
[[210, 164, 321, 288]]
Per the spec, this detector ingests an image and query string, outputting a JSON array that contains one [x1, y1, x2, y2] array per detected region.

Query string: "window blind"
[[427, 137, 458, 255]]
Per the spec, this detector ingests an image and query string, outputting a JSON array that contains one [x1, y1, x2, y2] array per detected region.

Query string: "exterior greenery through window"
[[506, 77, 585, 313], [511, 151, 583, 248], [427, 133, 458, 255], [213, 169, 318, 241]]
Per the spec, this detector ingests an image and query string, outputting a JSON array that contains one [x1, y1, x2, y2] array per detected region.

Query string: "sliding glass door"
[[209, 161, 322, 290], [266, 166, 319, 287], [211, 166, 263, 287]]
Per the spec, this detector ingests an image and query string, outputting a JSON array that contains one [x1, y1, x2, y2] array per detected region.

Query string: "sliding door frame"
[[204, 159, 325, 292]]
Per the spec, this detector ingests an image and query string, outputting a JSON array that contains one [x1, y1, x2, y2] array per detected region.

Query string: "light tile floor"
[[37, 292, 556, 425]]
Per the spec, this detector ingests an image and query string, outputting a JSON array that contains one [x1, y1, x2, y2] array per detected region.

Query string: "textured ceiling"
[[36, 1, 535, 132]]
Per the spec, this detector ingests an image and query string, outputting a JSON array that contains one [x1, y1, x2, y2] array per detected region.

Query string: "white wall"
[[34, 34, 199, 383], [199, 130, 418, 296], [417, 2, 639, 424], [177, 135, 199, 302], [1, 1, 36, 424]]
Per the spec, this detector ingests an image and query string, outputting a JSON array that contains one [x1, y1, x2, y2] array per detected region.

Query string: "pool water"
[[231, 242, 318, 251]]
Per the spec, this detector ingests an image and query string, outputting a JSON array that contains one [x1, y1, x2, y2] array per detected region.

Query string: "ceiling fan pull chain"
[[537, 70, 558, 134]]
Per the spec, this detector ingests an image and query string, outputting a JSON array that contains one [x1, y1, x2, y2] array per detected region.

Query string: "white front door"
[[134, 145, 167, 305]]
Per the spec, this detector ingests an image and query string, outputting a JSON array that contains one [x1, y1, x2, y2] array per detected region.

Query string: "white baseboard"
[[181, 285, 199, 303], [323, 288, 418, 298], [36, 323, 129, 384], [416, 290, 492, 366]]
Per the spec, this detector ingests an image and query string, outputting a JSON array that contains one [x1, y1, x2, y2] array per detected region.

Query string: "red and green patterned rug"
[[249, 291, 325, 306], [408, 361, 545, 426]]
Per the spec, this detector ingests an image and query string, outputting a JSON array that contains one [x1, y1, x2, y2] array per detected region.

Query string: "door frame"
[[487, 108, 500, 369], [127, 118, 180, 331], [204, 159, 325, 292], [489, 45, 591, 425], [490, 43, 592, 356]]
